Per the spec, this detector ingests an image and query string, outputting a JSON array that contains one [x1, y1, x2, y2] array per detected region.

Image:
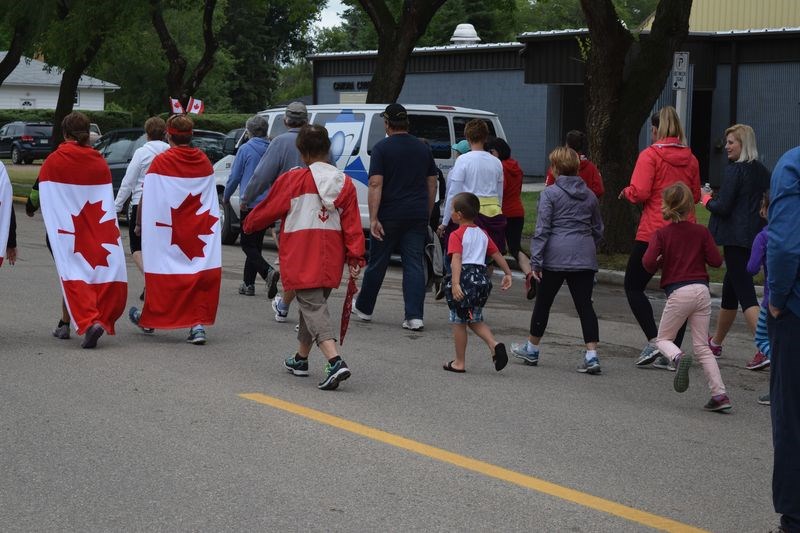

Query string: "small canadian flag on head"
[[187, 97, 205, 115], [170, 98, 184, 114]]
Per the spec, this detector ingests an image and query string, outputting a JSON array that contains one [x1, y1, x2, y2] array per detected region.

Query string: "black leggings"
[[239, 209, 273, 286], [530, 269, 599, 343], [624, 240, 686, 345], [721, 245, 758, 311], [505, 216, 525, 259]]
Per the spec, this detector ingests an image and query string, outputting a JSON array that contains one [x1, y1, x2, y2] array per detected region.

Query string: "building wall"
[[316, 70, 550, 175], [0, 86, 106, 111]]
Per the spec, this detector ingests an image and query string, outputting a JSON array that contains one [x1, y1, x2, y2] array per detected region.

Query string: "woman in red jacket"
[[620, 106, 701, 366], [486, 137, 534, 298]]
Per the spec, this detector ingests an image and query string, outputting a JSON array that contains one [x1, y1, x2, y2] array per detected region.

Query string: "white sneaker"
[[272, 295, 289, 323], [353, 295, 372, 321], [402, 319, 424, 331]]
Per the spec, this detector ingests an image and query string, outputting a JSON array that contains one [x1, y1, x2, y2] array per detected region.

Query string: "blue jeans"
[[357, 220, 427, 320]]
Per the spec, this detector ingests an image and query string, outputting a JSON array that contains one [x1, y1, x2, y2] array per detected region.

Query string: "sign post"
[[672, 52, 690, 138]]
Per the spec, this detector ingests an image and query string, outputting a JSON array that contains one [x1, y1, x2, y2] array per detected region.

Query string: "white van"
[[215, 104, 506, 244]]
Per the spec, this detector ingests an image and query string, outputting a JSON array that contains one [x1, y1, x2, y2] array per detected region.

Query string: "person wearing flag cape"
[[243, 124, 365, 390], [129, 114, 221, 345], [38, 111, 127, 349]]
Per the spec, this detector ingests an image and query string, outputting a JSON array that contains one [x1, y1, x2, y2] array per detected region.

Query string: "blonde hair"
[[656, 106, 685, 144], [661, 182, 694, 222], [549, 146, 580, 177], [725, 124, 759, 162]]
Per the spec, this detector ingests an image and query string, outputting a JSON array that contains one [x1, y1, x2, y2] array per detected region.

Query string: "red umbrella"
[[340, 276, 358, 346]]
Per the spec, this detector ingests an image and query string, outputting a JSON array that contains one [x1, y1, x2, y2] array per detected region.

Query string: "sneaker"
[[703, 394, 732, 412], [186, 326, 206, 345], [81, 323, 104, 349], [353, 295, 372, 321], [52, 321, 70, 340], [284, 355, 309, 376], [652, 355, 677, 371], [510, 342, 539, 365], [634, 342, 660, 366], [128, 307, 154, 334], [402, 318, 424, 331], [577, 356, 601, 374], [238, 282, 255, 296], [318, 359, 351, 390], [757, 393, 771, 406], [272, 295, 289, 323], [265, 269, 281, 300], [745, 351, 770, 370], [707, 336, 722, 358], [673, 353, 693, 393]]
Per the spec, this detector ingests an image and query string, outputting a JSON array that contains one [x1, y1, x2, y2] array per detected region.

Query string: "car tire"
[[219, 194, 238, 245], [11, 146, 22, 165]]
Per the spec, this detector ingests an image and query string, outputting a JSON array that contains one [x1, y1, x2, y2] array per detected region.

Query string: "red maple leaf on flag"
[[156, 193, 218, 260], [58, 200, 120, 269]]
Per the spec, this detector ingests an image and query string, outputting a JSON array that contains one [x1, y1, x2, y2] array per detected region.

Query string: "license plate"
[[39, 139, 48, 145]]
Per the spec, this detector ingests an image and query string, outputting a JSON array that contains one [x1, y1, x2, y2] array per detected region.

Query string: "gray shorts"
[[295, 288, 335, 346]]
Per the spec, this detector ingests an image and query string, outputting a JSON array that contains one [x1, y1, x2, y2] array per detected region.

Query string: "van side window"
[[315, 112, 365, 157], [367, 114, 386, 155], [408, 114, 450, 159], [269, 116, 288, 138], [453, 117, 496, 142]]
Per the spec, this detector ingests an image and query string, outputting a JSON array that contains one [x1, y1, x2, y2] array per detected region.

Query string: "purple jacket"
[[747, 225, 768, 307], [530, 175, 604, 272]]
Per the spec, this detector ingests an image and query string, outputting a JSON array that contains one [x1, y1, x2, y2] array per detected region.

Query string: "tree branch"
[[0, 24, 26, 85], [185, 0, 219, 96], [150, 0, 187, 98], [356, 0, 396, 38]]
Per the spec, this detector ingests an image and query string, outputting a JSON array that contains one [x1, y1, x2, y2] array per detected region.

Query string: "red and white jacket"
[[243, 162, 365, 290]]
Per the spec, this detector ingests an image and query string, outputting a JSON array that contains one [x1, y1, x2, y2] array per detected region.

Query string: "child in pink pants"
[[640, 182, 731, 412]]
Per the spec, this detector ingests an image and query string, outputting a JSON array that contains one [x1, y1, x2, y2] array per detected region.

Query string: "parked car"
[[94, 127, 228, 220], [213, 104, 506, 245], [0, 121, 54, 164], [89, 123, 102, 144]]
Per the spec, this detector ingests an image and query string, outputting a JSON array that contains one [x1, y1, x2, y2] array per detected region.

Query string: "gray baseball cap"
[[285, 101, 308, 121]]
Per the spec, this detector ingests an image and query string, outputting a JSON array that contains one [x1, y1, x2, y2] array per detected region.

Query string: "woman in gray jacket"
[[511, 147, 604, 374]]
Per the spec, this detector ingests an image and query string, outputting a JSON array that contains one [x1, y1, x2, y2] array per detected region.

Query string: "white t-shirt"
[[442, 150, 503, 225]]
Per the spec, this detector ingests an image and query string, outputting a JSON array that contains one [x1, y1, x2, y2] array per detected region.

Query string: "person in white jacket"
[[113, 117, 169, 299]]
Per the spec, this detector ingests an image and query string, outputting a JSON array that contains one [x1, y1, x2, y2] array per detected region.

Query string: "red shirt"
[[545, 154, 604, 198], [501, 158, 525, 217], [642, 220, 722, 289]]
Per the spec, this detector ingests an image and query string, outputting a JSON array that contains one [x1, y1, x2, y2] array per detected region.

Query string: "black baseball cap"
[[381, 103, 408, 120]]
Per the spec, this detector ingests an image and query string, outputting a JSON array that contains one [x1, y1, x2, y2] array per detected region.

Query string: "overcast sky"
[[317, 0, 346, 29]]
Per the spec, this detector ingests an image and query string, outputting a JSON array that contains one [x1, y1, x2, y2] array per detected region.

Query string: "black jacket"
[[707, 160, 770, 248]]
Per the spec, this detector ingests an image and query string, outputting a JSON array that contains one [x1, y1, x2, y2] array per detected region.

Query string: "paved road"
[[1, 206, 775, 532]]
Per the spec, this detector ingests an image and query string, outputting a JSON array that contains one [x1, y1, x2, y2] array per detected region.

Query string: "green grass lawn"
[[3, 159, 40, 197], [518, 189, 758, 284]]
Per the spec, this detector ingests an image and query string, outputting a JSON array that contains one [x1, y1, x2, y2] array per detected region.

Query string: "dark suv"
[[0, 121, 54, 164]]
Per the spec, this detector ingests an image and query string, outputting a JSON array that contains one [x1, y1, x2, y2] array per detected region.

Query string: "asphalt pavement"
[[1, 205, 776, 532]]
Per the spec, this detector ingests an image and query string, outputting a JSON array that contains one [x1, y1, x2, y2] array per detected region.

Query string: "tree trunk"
[[580, 0, 693, 253], [0, 26, 25, 87]]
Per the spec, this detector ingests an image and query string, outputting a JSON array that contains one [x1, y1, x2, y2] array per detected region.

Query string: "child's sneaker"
[[81, 323, 104, 349], [128, 307, 154, 334], [673, 353, 693, 393], [186, 326, 206, 345], [577, 356, 601, 374], [510, 342, 539, 365], [238, 282, 255, 296], [652, 355, 676, 371], [745, 351, 770, 370], [634, 342, 660, 366], [318, 359, 351, 390], [265, 269, 281, 300], [52, 321, 70, 340], [703, 394, 732, 412], [284, 355, 309, 376], [707, 336, 722, 357], [272, 295, 289, 323]]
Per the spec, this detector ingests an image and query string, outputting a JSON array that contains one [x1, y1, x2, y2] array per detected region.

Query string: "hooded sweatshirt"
[[545, 154, 604, 198], [531, 175, 604, 272], [501, 157, 525, 217], [624, 137, 701, 242], [242, 162, 365, 290], [115, 140, 170, 212]]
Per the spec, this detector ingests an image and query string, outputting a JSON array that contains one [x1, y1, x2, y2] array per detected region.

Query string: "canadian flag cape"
[[139, 146, 220, 329], [39, 142, 127, 334], [0, 163, 12, 266]]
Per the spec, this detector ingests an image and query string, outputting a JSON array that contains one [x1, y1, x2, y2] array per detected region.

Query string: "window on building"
[[73, 90, 80, 106]]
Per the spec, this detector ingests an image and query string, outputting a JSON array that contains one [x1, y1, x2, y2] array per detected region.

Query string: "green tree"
[[0, 2, 55, 86], [271, 60, 313, 105], [580, 0, 692, 252], [515, 0, 658, 32]]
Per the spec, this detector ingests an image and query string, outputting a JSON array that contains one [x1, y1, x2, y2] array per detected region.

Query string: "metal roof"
[[309, 42, 522, 60], [0, 52, 120, 90], [639, 0, 800, 32], [517, 26, 800, 41]]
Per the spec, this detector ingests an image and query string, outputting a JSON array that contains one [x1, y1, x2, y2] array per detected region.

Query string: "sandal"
[[525, 272, 537, 300], [443, 360, 465, 373]]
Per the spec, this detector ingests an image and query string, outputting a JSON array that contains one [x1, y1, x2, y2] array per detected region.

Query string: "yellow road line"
[[240, 393, 708, 533]]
